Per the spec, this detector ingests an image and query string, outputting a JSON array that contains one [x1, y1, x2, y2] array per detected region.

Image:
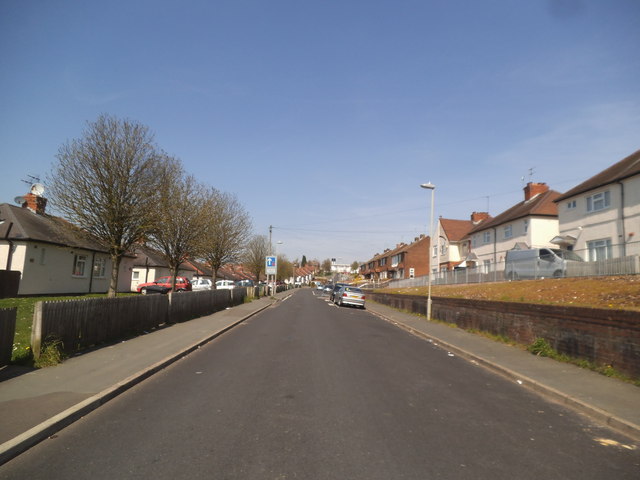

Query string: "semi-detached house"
[[360, 234, 430, 282], [463, 182, 562, 269], [553, 149, 640, 261]]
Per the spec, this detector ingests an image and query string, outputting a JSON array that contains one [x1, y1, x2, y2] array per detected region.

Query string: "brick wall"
[[368, 292, 640, 379]]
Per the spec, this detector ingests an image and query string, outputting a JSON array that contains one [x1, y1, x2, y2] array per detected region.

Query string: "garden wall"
[[367, 292, 640, 378]]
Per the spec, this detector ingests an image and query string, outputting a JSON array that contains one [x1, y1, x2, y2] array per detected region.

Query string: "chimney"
[[524, 182, 549, 201], [22, 193, 47, 215], [470, 212, 489, 224]]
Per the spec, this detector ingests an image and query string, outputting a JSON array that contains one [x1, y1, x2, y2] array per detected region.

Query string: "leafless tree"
[[321, 258, 332, 274], [243, 235, 270, 286], [145, 158, 209, 291], [198, 189, 252, 288], [48, 114, 164, 297]]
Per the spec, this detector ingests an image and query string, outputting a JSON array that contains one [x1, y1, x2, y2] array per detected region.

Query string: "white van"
[[504, 248, 583, 280]]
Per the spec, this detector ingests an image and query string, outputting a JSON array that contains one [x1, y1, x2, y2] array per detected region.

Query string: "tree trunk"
[[109, 254, 121, 298]]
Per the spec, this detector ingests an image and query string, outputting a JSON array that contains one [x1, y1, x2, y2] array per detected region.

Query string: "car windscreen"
[[344, 287, 362, 293]]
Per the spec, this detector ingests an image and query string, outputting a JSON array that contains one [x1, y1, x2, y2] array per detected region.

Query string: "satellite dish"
[[14, 196, 26, 204], [30, 183, 45, 196]]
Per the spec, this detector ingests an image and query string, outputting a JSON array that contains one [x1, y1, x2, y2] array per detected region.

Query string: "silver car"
[[333, 286, 365, 308]]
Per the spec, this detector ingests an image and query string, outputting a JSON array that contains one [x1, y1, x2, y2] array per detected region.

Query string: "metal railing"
[[387, 254, 640, 289]]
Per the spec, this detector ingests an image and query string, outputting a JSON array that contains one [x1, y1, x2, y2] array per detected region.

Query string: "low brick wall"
[[368, 292, 640, 379]]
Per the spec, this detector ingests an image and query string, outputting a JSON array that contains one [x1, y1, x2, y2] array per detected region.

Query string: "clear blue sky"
[[1, 0, 639, 265]]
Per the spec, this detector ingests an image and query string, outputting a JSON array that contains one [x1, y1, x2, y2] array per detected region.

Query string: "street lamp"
[[420, 182, 435, 320]]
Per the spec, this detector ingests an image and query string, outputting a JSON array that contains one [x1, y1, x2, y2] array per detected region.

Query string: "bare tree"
[[145, 158, 209, 291], [48, 114, 163, 297], [321, 258, 332, 274], [199, 189, 252, 288], [243, 235, 270, 287]]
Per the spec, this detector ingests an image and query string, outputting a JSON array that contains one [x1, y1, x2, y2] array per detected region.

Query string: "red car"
[[137, 276, 192, 294]]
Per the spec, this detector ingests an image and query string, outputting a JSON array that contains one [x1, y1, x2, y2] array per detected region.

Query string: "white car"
[[215, 280, 236, 290], [191, 278, 212, 291]]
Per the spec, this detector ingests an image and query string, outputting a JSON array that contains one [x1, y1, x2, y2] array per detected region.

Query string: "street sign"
[[266, 256, 277, 275]]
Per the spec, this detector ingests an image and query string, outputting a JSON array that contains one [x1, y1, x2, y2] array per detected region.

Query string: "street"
[[1, 289, 638, 479]]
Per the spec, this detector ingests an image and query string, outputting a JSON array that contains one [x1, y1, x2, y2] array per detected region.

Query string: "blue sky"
[[1, 0, 639, 264]]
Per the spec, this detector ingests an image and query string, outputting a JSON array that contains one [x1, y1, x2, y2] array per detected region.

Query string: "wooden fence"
[[31, 288, 247, 359], [0, 307, 17, 366]]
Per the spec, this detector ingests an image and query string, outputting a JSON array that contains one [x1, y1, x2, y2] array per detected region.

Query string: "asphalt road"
[[1, 289, 638, 479]]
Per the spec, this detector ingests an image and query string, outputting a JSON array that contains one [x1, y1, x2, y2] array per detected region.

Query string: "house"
[[435, 212, 490, 271], [553, 149, 640, 261], [129, 245, 198, 292], [360, 234, 430, 281], [0, 190, 122, 295], [463, 182, 562, 269]]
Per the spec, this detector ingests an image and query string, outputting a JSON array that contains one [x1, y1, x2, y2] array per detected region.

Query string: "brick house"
[[360, 234, 430, 281], [553, 149, 640, 260]]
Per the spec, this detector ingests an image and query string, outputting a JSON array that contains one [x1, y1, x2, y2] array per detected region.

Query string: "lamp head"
[[420, 183, 435, 190]]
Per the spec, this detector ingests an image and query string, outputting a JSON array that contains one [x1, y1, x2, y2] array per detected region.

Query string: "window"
[[483, 231, 491, 244], [586, 191, 610, 212], [39, 247, 46, 265], [73, 254, 88, 277], [523, 220, 529, 234], [472, 235, 478, 248], [504, 225, 512, 239], [132, 271, 140, 281], [379, 257, 386, 266], [93, 257, 106, 278], [587, 239, 612, 261], [567, 200, 576, 209], [432, 246, 438, 257]]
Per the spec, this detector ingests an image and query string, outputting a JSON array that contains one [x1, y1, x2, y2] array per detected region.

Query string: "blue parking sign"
[[266, 256, 277, 274]]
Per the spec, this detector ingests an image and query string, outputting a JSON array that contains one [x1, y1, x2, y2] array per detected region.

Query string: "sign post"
[[266, 256, 277, 294]]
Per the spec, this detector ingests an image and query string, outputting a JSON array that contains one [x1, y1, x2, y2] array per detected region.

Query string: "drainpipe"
[[88, 251, 96, 293], [618, 181, 627, 257]]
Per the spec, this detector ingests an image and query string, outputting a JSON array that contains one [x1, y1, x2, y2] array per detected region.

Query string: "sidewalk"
[[365, 300, 640, 442], [0, 291, 289, 465]]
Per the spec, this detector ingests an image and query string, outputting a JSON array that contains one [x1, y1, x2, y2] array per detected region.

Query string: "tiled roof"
[[554, 149, 640, 202], [467, 189, 561, 234], [440, 218, 475, 241], [0, 203, 107, 252]]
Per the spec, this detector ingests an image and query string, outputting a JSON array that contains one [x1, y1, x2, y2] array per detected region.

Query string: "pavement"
[[1, 289, 639, 466]]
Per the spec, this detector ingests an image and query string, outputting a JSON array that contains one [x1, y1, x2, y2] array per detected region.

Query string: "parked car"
[[323, 284, 334, 295], [215, 280, 236, 290], [191, 278, 212, 291], [504, 248, 584, 280], [334, 286, 366, 308], [139, 284, 172, 295], [330, 283, 349, 301], [235, 279, 254, 287], [137, 276, 192, 294]]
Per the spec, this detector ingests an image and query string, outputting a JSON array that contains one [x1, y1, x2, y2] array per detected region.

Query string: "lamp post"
[[420, 182, 435, 320]]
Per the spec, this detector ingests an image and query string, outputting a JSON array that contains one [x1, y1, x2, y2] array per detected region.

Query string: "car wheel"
[[553, 270, 563, 278], [140, 287, 147, 295]]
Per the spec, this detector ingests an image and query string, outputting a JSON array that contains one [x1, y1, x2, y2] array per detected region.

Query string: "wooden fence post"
[[0, 307, 17, 366], [31, 301, 43, 360]]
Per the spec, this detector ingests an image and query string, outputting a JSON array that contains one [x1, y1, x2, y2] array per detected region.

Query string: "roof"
[[129, 244, 198, 273], [0, 203, 108, 252], [467, 189, 561, 235], [440, 218, 475, 241], [555, 149, 640, 202]]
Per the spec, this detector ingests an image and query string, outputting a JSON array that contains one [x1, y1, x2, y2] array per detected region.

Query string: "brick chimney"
[[524, 182, 549, 201], [22, 193, 47, 215], [470, 212, 489, 224]]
